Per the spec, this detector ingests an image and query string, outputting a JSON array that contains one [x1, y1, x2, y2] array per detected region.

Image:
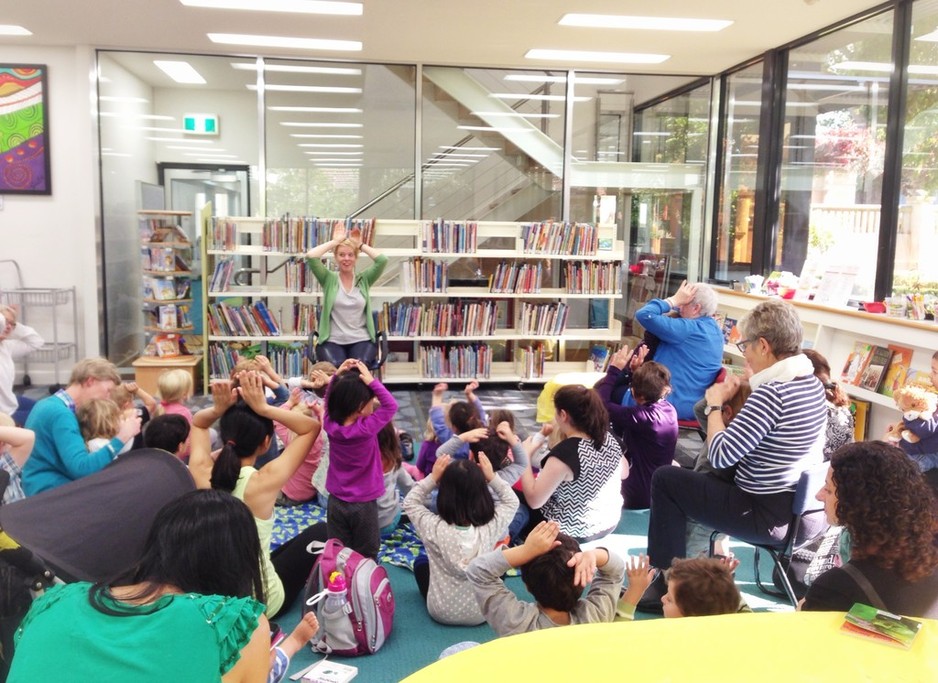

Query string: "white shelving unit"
[[203, 217, 625, 384], [139, 210, 196, 350], [716, 288, 938, 438]]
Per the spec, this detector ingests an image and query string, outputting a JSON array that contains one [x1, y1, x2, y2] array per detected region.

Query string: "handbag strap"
[[840, 563, 887, 611]]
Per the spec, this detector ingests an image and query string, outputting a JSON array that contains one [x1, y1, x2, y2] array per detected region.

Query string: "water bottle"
[[324, 571, 348, 612]]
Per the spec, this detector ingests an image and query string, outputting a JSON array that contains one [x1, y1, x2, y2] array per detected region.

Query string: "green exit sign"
[[183, 113, 219, 136]]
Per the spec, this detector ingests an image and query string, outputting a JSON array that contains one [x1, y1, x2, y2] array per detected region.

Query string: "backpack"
[[303, 539, 394, 656]]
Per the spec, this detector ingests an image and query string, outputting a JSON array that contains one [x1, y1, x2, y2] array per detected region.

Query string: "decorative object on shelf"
[[0, 65, 51, 195]]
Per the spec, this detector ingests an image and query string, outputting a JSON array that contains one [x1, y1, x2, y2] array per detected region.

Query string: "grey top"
[[376, 465, 415, 529], [466, 546, 625, 637], [328, 284, 369, 344], [404, 474, 519, 626]]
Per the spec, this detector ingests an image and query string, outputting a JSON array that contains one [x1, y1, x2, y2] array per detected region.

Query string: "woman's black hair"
[[555, 384, 609, 448], [436, 458, 496, 527], [91, 489, 265, 612], [448, 401, 484, 434], [326, 370, 375, 426], [211, 401, 274, 492], [469, 435, 511, 471]]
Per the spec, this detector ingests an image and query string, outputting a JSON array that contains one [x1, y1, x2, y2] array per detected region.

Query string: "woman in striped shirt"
[[639, 299, 826, 611]]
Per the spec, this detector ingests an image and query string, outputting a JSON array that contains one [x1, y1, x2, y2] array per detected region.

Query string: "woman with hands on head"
[[404, 448, 520, 626], [305, 224, 387, 366], [188, 370, 323, 618]]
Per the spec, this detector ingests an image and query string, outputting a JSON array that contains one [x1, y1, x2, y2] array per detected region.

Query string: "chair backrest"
[[307, 311, 388, 372], [792, 462, 829, 516]]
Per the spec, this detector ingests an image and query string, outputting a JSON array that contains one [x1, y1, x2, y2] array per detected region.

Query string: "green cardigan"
[[307, 253, 388, 343]]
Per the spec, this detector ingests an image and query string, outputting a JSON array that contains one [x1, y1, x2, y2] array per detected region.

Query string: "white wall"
[[0, 45, 100, 384]]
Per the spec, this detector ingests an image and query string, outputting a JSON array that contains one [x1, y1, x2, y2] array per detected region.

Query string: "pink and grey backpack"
[[303, 538, 395, 656]]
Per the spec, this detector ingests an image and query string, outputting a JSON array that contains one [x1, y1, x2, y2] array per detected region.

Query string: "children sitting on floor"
[[77, 398, 130, 455], [111, 382, 156, 450], [419, 381, 488, 472], [269, 612, 319, 683], [465, 520, 624, 636], [275, 387, 328, 506], [377, 419, 416, 537], [141, 413, 190, 459], [405, 451, 519, 626]]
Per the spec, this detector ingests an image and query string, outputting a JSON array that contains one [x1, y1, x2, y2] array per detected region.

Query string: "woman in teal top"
[[9, 489, 270, 683], [306, 225, 387, 366]]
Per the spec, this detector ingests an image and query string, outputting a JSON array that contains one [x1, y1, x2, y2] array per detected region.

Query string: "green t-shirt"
[[10, 582, 263, 683]]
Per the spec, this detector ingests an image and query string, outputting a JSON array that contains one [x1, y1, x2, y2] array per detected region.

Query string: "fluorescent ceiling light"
[[101, 152, 131, 157], [309, 158, 362, 163], [127, 126, 189, 132], [503, 74, 624, 85], [195, 159, 248, 164], [280, 121, 363, 127], [470, 111, 559, 119], [915, 29, 938, 42], [0, 25, 32, 36], [440, 145, 500, 151], [99, 95, 150, 103], [182, 0, 361, 15], [247, 84, 362, 93], [434, 152, 489, 158], [831, 60, 938, 76], [559, 14, 731, 32], [490, 93, 590, 102], [146, 137, 214, 143], [290, 133, 362, 139], [787, 83, 867, 92], [304, 151, 363, 155], [269, 106, 362, 113], [232, 62, 361, 75], [525, 49, 669, 64], [297, 143, 363, 147], [184, 153, 238, 158], [209, 33, 361, 51], [154, 60, 206, 84], [313, 163, 362, 167], [100, 112, 175, 120], [166, 145, 228, 151], [458, 125, 536, 133]]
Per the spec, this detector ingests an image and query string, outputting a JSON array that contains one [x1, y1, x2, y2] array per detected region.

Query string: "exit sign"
[[183, 113, 219, 136]]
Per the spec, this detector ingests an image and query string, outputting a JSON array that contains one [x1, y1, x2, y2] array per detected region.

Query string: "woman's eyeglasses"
[[736, 339, 753, 353]]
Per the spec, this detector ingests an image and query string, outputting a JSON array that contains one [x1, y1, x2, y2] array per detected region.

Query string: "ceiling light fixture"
[[182, 0, 361, 15], [457, 125, 537, 133], [490, 93, 590, 102], [269, 106, 362, 113], [504, 74, 624, 85], [280, 121, 363, 127], [231, 62, 361, 75], [247, 84, 362, 93], [153, 60, 206, 84], [100, 95, 150, 103], [166, 145, 228, 151], [440, 145, 500, 151], [290, 133, 363, 139], [100, 113, 176, 120], [297, 143, 363, 147], [470, 111, 559, 119], [303, 151, 363, 155], [559, 14, 731, 32], [0, 25, 32, 36], [525, 49, 669, 64], [209, 33, 362, 51], [146, 137, 215, 143]]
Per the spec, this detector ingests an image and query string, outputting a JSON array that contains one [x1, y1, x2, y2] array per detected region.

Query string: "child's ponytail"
[[554, 385, 609, 448], [210, 401, 274, 492], [448, 401, 483, 433]]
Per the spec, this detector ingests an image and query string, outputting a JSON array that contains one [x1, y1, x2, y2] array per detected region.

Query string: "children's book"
[[879, 344, 914, 398], [301, 659, 358, 683], [721, 317, 738, 345], [841, 342, 873, 385], [904, 368, 938, 395], [849, 399, 872, 441], [840, 602, 922, 649], [588, 344, 611, 372], [857, 345, 893, 393]]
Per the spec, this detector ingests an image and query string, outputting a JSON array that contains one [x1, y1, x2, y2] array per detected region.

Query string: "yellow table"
[[535, 371, 606, 423], [402, 611, 938, 682]]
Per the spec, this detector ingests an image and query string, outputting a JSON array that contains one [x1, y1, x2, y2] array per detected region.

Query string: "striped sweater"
[[709, 374, 826, 494]]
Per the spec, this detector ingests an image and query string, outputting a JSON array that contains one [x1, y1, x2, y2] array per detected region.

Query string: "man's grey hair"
[[692, 283, 718, 317]]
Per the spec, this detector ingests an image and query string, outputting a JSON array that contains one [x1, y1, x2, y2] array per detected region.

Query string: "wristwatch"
[[703, 404, 722, 416]]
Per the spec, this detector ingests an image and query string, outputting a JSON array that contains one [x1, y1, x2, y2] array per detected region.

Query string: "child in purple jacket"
[[594, 349, 678, 509], [323, 358, 399, 559]]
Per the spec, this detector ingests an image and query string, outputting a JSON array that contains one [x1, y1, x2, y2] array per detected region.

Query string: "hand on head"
[[671, 279, 698, 307], [629, 345, 649, 372], [524, 520, 561, 558], [473, 451, 495, 482], [494, 421, 514, 442], [236, 371, 268, 412], [705, 373, 740, 407], [609, 346, 631, 370], [460, 427, 488, 443], [210, 380, 237, 413], [430, 453, 452, 482]]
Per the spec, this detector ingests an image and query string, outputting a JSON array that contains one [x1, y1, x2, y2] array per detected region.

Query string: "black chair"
[[711, 462, 830, 607], [306, 311, 389, 376]]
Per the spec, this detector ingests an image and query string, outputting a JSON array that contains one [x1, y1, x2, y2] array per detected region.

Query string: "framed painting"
[[0, 64, 51, 194]]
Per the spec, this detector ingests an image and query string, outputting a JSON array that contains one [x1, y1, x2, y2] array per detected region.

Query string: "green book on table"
[[841, 602, 922, 649]]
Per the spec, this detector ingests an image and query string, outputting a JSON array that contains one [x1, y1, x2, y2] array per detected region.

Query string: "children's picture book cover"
[[841, 342, 873, 385], [721, 317, 738, 345], [589, 344, 611, 372], [849, 399, 872, 441], [905, 368, 938, 395], [857, 346, 893, 393], [840, 602, 922, 649], [879, 344, 914, 398]]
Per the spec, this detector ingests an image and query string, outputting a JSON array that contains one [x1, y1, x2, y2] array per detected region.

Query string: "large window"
[[777, 11, 894, 301], [896, 0, 938, 300], [714, 63, 764, 283]]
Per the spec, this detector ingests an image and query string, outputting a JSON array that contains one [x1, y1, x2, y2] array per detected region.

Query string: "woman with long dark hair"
[[803, 441, 938, 617], [9, 489, 269, 682], [520, 384, 626, 542]]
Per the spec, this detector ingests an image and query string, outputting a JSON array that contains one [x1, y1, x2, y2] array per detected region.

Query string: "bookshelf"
[[714, 288, 938, 439], [139, 210, 198, 353], [202, 217, 625, 385]]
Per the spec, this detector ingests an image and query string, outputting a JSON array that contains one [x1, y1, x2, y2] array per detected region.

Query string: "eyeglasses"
[[736, 339, 754, 353]]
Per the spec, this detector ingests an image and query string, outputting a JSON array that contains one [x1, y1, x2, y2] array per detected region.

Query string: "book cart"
[[202, 217, 624, 387]]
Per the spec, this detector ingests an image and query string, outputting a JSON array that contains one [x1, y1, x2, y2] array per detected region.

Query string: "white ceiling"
[[2, 0, 883, 76]]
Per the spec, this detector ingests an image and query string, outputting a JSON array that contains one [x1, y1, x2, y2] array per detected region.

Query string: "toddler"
[[0, 413, 34, 504], [323, 358, 398, 559], [111, 382, 156, 451], [465, 520, 624, 637], [276, 389, 328, 506], [156, 369, 195, 421], [77, 399, 130, 455], [377, 420, 416, 537]]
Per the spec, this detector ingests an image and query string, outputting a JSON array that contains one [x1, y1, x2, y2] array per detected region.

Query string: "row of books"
[[419, 343, 493, 379], [207, 342, 255, 378], [210, 257, 235, 291], [207, 301, 281, 337], [713, 311, 743, 345], [140, 220, 189, 245], [521, 222, 598, 256], [380, 301, 500, 337], [291, 303, 320, 336], [516, 343, 547, 379], [400, 257, 448, 293], [146, 304, 193, 331], [421, 220, 478, 254], [283, 258, 320, 293], [142, 247, 190, 274], [518, 302, 569, 336], [208, 217, 376, 252], [263, 342, 308, 379], [562, 261, 621, 294], [490, 262, 543, 294], [143, 276, 190, 302], [840, 342, 933, 397]]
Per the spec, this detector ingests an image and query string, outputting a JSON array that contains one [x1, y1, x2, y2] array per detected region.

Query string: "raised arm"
[[189, 380, 238, 489], [124, 382, 158, 416], [494, 421, 528, 486], [0, 425, 34, 467]]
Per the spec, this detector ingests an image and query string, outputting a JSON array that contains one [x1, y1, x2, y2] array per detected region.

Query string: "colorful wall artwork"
[[0, 65, 51, 194]]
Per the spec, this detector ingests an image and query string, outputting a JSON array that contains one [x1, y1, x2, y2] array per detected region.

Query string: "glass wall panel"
[[714, 63, 764, 283], [262, 60, 416, 219], [896, 0, 938, 301], [419, 67, 565, 221], [778, 12, 894, 301]]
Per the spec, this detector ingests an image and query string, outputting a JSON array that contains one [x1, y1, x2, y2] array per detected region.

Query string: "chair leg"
[[754, 547, 798, 608]]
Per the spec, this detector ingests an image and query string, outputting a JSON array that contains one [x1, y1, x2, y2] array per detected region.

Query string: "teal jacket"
[[307, 253, 388, 343]]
